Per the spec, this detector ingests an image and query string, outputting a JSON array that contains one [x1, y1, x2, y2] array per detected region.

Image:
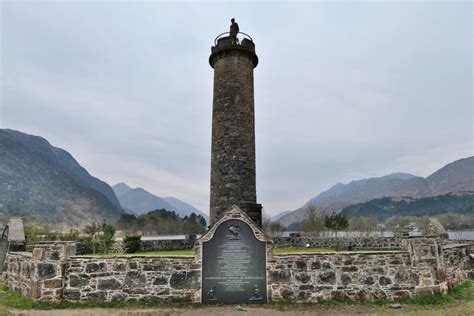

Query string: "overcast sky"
[[1, 1, 472, 216]]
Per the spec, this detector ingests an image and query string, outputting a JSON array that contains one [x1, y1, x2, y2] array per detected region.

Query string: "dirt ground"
[[3, 302, 474, 316]]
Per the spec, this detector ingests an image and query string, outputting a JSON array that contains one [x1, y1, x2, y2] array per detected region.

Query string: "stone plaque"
[[202, 218, 267, 304]]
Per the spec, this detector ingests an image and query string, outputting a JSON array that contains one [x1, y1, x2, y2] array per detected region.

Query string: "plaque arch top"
[[195, 205, 273, 263]]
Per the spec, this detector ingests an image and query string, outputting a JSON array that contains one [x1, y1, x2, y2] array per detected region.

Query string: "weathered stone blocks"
[[3, 237, 474, 303], [37, 263, 56, 279], [125, 271, 146, 288], [97, 278, 121, 290]]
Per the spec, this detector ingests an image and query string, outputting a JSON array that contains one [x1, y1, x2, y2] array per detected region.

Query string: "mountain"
[[163, 197, 204, 218], [113, 183, 209, 222], [271, 210, 292, 222], [278, 157, 474, 228], [340, 192, 474, 220], [0, 129, 123, 228], [426, 157, 474, 194]]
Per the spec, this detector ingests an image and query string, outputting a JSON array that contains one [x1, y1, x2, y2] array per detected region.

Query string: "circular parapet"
[[209, 32, 258, 68]]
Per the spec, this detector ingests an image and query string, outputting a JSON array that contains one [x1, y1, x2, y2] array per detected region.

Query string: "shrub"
[[123, 234, 141, 253]]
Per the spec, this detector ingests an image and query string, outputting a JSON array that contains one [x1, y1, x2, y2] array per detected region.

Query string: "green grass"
[[273, 247, 336, 254], [87, 247, 337, 256], [352, 248, 403, 252], [267, 280, 474, 307], [0, 284, 200, 310], [85, 249, 195, 256], [398, 280, 474, 305], [83, 247, 405, 257]]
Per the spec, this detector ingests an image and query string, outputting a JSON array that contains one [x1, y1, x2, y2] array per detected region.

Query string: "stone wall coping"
[[443, 243, 473, 250], [70, 255, 194, 259], [34, 241, 76, 245], [8, 251, 32, 257], [273, 250, 409, 256], [402, 235, 440, 239]]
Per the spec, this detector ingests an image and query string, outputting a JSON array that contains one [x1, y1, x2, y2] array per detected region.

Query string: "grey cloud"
[[1, 1, 472, 215]]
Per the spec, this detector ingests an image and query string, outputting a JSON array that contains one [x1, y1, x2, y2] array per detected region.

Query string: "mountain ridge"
[[278, 157, 474, 228], [112, 183, 209, 222], [0, 129, 123, 228]]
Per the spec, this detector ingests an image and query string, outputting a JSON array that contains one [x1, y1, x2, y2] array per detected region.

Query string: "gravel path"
[[4, 306, 382, 316]]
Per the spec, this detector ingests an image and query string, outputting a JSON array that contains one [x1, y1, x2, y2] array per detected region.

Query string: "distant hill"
[[113, 182, 209, 222], [0, 129, 123, 228], [340, 192, 474, 220], [278, 157, 474, 228], [426, 157, 474, 194], [271, 210, 292, 222]]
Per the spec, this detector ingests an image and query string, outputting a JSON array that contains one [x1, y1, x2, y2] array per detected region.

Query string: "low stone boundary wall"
[[64, 256, 199, 302], [2, 242, 76, 301], [140, 239, 194, 251], [2, 237, 474, 303], [273, 236, 403, 249], [269, 251, 414, 301], [443, 243, 474, 289]]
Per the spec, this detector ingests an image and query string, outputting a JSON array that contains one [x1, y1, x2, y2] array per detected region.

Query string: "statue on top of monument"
[[230, 18, 239, 45]]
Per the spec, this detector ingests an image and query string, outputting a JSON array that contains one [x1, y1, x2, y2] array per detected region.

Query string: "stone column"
[[209, 35, 262, 226]]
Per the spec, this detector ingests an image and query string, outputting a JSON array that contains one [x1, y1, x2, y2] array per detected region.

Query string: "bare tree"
[[268, 222, 285, 237], [261, 208, 272, 233], [302, 204, 325, 236]]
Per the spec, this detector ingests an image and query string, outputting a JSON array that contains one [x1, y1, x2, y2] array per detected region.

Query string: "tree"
[[262, 208, 272, 233], [123, 234, 141, 253], [198, 215, 207, 228], [268, 222, 285, 237], [24, 221, 55, 243], [349, 217, 377, 236], [324, 213, 349, 237], [60, 229, 80, 241], [84, 222, 101, 254], [302, 204, 325, 236], [189, 213, 197, 224], [361, 217, 376, 236], [100, 222, 116, 254]]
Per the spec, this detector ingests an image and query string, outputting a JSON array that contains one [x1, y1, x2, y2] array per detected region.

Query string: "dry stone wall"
[[140, 239, 194, 251], [273, 236, 402, 249], [268, 251, 415, 301], [64, 256, 200, 302], [2, 242, 76, 301], [442, 243, 474, 289], [2, 236, 474, 303]]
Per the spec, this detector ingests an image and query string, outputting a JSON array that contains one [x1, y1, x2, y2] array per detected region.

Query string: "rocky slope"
[[0, 129, 123, 228], [278, 157, 474, 228]]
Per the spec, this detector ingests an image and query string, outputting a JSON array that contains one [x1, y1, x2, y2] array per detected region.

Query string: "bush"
[[123, 234, 141, 253]]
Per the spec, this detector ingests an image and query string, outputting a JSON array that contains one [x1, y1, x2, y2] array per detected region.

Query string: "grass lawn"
[[84, 249, 195, 256], [83, 247, 336, 256], [83, 247, 406, 257], [273, 247, 335, 253]]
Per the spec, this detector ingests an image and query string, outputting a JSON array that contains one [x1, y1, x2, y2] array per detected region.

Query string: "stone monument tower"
[[209, 24, 262, 227]]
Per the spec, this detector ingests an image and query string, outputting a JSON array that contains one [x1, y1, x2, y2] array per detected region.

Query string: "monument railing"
[[214, 31, 253, 46]]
